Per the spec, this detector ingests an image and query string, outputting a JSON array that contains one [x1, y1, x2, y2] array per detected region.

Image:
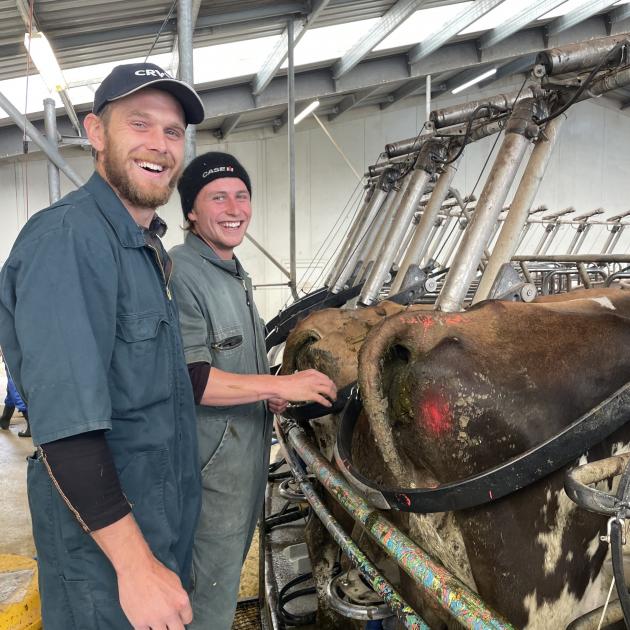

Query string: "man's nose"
[[146, 127, 168, 153]]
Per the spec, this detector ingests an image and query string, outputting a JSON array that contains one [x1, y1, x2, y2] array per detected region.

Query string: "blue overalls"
[[5, 372, 26, 413], [0, 172, 201, 629]]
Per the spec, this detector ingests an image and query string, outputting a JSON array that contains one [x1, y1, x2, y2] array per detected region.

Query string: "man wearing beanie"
[[0, 63, 204, 629], [170, 151, 337, 629]]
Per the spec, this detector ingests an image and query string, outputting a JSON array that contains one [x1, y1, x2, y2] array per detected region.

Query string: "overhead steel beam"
[[328, 86, 380, 120], [332, 0, 428, 80], [545, 0, 618, 38], [477, 54, 538, 88], [478, 0, 566, 50], [0, 2, 309, 59], [15, 0, 40, 31], [252, 0, 331, 96], [443, 64, 496, 92], [609, 4, 630, 25], [215, 113, 243, 139], [408, 0, 506, 65], [380, 77, 447, 109]]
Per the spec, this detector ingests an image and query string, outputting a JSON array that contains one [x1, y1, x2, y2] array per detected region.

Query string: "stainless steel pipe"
[[43, 98, 61, 204], [437, 99, 539, 312]]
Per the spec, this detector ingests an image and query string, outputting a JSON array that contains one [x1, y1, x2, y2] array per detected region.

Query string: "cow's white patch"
[[586, 531, 602, 560], [589, 297, 616, 310], [536, 489, 577, 575], [523, 569, 607, 630]]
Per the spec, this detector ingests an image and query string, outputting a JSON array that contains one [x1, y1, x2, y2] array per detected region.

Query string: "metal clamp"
[[601, 517, 626, 545]]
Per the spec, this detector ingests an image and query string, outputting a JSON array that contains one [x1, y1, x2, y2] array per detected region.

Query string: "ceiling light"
[[451, 68, 497, 94], [24, 31, 67, 93], [294, 100, 320, 124]]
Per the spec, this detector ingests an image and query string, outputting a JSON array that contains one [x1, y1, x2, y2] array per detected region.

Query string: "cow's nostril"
[[391, 344, 411, 363]]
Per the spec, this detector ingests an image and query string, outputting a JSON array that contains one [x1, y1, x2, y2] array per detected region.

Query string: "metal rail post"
[[287, 18, 299, 300], [473, 114, 564, 303], [43, 98, 61, 203], [325, 184, 374, 286], [0, 91, 83, 188], [436, 99, 540, 312], [177, 0, 196, 165], [390, 156, 460, 294], [331, 174, 394, 293], [360, 140, 446, 306], [355, 182, 410, 285]]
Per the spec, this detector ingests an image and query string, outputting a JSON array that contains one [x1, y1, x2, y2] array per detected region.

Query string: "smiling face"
[[85, 88, 186, 215], [187, 177, 252, 260]]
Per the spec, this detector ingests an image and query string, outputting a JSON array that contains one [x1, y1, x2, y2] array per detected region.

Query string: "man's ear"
[[84, 113, 106, 153], [187, 209, 197, 224]]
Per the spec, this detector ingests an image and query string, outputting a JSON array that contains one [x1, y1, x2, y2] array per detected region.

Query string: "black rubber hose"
[[278, 572, 317, 626]]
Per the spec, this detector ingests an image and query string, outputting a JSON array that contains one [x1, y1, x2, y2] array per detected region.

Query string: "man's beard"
[[102, 142, 180, 209]]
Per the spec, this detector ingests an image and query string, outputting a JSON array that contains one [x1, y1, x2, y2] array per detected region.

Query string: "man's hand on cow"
[[117, 554, 192, 630], [276, 369, 337, 407], [268, 397, 289, 415]]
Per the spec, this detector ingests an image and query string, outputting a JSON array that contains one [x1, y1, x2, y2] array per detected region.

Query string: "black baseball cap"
[[93, 62, 205, 126]]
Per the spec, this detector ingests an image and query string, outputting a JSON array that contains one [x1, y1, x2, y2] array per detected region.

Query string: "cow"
[[281, 287, 630, 629]]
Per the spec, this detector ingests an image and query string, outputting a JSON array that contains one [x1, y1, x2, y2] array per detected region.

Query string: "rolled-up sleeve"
[[171, 272, 212, 366], [0, 226, 117, 445]]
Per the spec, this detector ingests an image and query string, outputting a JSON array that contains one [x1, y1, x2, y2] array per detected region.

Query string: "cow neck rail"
[[274, 419, 430, 630], [334, 382, 630, 513], [280, 419, 515, 630]]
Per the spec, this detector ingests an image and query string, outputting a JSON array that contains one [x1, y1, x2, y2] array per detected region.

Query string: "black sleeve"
[[187, 361, 211, 405], [40, 430, 131, 532]]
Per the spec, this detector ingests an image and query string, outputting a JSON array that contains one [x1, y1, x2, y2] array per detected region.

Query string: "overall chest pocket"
[[110, 312, 172, 414], [208, 324, 248, 372]]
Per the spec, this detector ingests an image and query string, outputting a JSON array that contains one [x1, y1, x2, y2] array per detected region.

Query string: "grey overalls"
[[170, 233, 272, 630]]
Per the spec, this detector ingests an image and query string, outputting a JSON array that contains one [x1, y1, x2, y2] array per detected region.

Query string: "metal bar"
[[441, 219, 468, 269], [216, 113, 242, 140], [473, 113, 564, 303], [360, 164, 433, 305], [545, 0, 618, 38], [540, 223, 562, 254], [0, 90, 83, 188], [512, 254, 630, 262], [390, 156, 460, 293], [425, 74, 431, 123], [178, 0, 195, 165], [408, 0, 507, 64], [604, 227, 625, 254], [479, 0, 567, 50], [332, 0, 427, 79], [58, 89, 83, 137], [325, 185, 374, 286], [332, 184, 391, 292], [355, 185, 403, 284], [244, 233, 291, 279], [422, 218, 449, 267], [437, 101, 537, 312], [282, 421, 515, 630], [312, 113, 362, 181], [43, 98, 61, 204], [275, 420, 430, 630], [288, 19, 299, 301], [536, 33, 630, 75]]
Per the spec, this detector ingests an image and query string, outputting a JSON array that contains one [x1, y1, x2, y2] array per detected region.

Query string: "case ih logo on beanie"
[[178, 153, 252, 221], [202, 166, 234, 178]]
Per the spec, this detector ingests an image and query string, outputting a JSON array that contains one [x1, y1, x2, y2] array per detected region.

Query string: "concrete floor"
[[0, 408, 35, 559]]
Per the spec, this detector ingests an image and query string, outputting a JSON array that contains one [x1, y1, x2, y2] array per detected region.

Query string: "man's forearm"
[[199, 367, 278, 406]]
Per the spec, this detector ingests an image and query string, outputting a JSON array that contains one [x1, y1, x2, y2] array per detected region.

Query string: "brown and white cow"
[[281, 287, 630, 629]]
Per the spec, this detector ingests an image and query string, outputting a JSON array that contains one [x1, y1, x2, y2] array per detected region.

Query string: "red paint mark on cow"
[[419, 391, 452, 437], [444, 314, 465, 326], [396, 493, 411, 508]]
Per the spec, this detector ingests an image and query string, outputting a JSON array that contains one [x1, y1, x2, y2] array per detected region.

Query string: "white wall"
[[1, 78, 629, 320]]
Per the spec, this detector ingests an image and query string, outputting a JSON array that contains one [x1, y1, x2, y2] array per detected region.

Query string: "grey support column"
[[43, 98, 61, 203], [436, 99, 540, 312], [359, 140, 447, 306], [177, 0, 196, 165], [287, 18, 298, 300], [389, 155, 460, 294], [473, 113, 564, 303]]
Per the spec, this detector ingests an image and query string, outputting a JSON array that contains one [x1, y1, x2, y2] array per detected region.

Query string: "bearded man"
[[0, 63, 204, 630]]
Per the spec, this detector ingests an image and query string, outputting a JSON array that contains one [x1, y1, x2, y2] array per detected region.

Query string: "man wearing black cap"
[[0, 63, 204, 629], [170, 151, 337, 629]]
